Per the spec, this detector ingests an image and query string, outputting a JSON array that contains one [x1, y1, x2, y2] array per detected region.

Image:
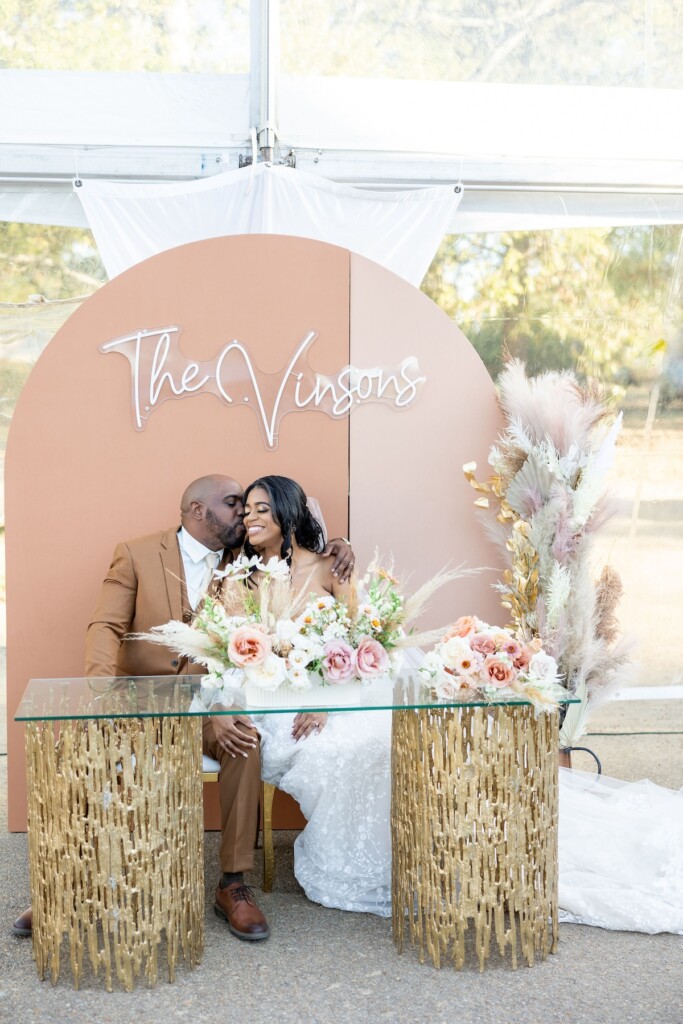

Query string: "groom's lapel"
[[159, 527, 186, 622]]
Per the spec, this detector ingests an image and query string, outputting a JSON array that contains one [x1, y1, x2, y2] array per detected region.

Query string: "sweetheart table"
[[15, 676, 576, 988]]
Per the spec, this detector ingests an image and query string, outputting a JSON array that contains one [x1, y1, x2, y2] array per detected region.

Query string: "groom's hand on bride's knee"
[[212, 715, 260, 758], [322, 538, 355, 583]]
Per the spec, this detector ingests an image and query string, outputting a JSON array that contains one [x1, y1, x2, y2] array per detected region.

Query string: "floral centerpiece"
[[418, 615, 564, 711], [139, 554, 458, 707]]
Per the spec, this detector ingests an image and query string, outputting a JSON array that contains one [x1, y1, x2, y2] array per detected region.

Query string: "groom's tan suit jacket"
[[84, 527, 258, 874], [85, 526, 223, 678]]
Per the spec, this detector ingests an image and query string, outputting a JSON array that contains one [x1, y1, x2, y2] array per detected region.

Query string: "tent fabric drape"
[[74, 164, 462, 284]]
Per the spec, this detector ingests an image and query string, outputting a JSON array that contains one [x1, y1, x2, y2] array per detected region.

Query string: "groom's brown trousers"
[[202, 718, 262, 873]]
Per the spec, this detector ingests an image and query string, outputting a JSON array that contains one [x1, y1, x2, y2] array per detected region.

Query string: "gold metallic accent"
[[464, 462, 540, 635], [26, 717, 204, 991], [261, 782, 276, 893], [391, 705, 559, 971]]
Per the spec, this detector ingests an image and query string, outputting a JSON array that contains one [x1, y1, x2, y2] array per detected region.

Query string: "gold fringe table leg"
[[25, 716, 205, 991], [391, 705, 558, 971]]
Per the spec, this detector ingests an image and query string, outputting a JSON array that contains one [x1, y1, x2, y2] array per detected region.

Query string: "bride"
[[243, 476, 683, 933], [243, 475, 393, 916]]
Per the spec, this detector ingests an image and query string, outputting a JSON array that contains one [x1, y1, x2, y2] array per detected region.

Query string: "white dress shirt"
[[177, 527, 223, 610]]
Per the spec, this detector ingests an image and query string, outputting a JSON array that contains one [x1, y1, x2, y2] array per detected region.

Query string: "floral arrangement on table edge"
[[418, 614, 564, 712], [136, 553, 462, 705], [463, 360, 633, 745]]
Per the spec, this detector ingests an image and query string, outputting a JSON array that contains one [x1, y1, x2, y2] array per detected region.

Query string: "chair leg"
[[261, 782, 276, 893]]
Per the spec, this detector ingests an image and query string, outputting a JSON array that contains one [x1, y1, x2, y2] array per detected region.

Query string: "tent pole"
[[251, 0, 280, 163]]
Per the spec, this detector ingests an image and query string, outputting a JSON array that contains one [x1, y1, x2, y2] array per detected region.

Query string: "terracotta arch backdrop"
[[6, 234, 503, 830]]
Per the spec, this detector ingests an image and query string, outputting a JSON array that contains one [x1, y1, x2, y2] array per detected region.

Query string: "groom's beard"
[[205, 508, 246, 551]]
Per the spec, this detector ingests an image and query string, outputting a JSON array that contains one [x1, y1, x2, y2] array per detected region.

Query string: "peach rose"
[[323, 640, 357, 682], [483, 655, 517, 688], [228, 625, 271, 667], [442, 615, 479, 641], [355, 637, 389, 678], [470, 632, 497, 656]]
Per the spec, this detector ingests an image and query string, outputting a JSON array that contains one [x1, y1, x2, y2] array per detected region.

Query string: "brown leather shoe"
[[214, 883, 270, 941], [11, 907, 32, 937]]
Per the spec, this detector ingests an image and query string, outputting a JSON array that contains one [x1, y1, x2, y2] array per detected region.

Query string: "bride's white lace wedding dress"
[[259, 711, 683, 932], [258, 709, 393, 916], [558, 767, 683, 933]]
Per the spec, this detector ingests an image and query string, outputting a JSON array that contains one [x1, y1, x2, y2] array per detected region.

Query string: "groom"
[[12, 473, 354, 941]]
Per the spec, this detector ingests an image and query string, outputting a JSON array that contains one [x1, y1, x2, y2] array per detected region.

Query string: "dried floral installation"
[[465, 360, 632, 745]]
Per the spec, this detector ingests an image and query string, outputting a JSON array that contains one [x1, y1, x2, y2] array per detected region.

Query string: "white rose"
[[528, 652, 558, 684], [440, 636, 473, 671], [276, 619, 299, 644], [244, 654, 287, 690], [434, 676, 460, 699], [421, 651, 444, 677]]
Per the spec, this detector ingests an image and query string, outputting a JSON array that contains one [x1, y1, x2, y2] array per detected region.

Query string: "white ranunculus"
[[286, 667, 312, 690], [244, 654, 287, 690], [287, 647, 311, 671]]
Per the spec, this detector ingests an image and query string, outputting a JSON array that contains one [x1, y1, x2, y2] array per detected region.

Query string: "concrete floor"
[[1, 697, 682, 1024]]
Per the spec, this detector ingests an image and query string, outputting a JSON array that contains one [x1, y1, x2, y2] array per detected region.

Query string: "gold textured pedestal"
[[391, 705, 558, 971], [25, 717, 205, 991]]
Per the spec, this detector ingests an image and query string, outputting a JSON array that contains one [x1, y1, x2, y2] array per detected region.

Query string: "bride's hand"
[[291, 711, 328, 742]]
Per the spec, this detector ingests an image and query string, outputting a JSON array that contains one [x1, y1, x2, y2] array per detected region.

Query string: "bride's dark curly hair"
[[243, 475, 324, 563]]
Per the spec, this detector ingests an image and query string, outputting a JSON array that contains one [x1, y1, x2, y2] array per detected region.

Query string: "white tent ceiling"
[[2, 0, 683, 235]]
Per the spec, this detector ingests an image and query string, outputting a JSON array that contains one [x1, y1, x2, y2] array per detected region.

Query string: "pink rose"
[[355, 637, 389, 678], [470, 632, 497, 656], [228, 625, 271, 667], [442, 615, 479, 641], [323, 640, 357, 683], [483, 655, 517, 688], [513, 644, 534, 670]]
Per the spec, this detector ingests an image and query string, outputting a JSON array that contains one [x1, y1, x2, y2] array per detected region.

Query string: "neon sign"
[[100, 326, 425, 450]]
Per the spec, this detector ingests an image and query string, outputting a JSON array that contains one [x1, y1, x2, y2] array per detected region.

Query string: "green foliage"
[[279, 0, 683, 87], [3, 1, 682, 84], [0, 358, 32, 401], [421, 226, 683, 388], [0, 222, 105, 302], [0, 0, 250, 72]]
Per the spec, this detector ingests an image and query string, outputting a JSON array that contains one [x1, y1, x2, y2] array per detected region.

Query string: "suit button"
[[171, 659, 179, 667]]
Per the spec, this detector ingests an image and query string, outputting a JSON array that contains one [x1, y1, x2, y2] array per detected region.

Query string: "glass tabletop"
[[14, 675, 579, 721]]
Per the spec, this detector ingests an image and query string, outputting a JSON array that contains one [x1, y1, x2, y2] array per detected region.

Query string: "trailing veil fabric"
[[74, 163, 461, 284]]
